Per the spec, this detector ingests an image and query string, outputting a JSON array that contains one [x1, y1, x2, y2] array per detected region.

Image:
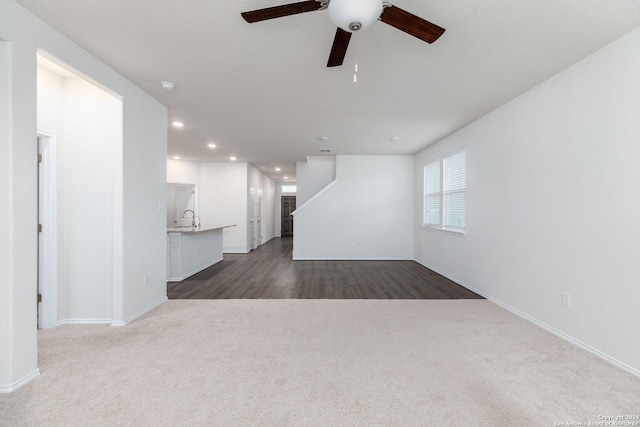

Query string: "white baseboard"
[[111, 296, 167, 327], [58, 318, 112, 326], [420, 263, 640, 379], [0, 369, 40, 394], [488, 294, 640, 378], [54, 298, 167, 327]]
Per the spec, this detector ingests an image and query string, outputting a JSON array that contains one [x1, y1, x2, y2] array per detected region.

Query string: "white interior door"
[[37, 137, 43, 328], [249, 186, 256, 250], [37, 132, 58, 329], [257, 188, 263, 246]]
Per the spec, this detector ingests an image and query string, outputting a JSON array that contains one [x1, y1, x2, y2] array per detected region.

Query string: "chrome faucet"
[[181, 209, 197, 227]]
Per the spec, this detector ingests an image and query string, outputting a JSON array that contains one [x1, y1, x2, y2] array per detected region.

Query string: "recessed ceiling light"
[[389, 136, 401, 142], [229, 156, 237, 161], [173, 156, 181, 160], [172, 121, 184, 128], [284, 176, 288, 179], [161, 81, 175, 91], [275, 167, 281, 171], [207, 143, 216, 148], [317, 136, 329, 141]]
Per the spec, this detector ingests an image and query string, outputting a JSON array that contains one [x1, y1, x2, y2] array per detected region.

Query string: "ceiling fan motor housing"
[[328, 0, 383, 32]]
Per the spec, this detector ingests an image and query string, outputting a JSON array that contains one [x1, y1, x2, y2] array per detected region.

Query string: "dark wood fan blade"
[[241, 1, 323, 23], [327, 27, 352, 67], [379, 5, 445, 43]]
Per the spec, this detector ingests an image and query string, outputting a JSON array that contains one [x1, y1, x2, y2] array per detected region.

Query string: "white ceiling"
[[17, 0, 640, 181]]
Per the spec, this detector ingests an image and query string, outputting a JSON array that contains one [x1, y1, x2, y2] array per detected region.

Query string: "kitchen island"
[[167, 224, 235, 282]]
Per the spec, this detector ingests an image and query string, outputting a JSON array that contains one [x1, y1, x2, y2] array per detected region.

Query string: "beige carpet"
[[1, 300, 639, 426]]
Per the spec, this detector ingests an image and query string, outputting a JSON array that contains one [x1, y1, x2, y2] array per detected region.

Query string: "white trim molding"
[[420, 263, 640, 379], [290, 179, 337, 216], [0, 369, 40, 394], [111, 297, 167, 327], [58, 318, 112, 326]]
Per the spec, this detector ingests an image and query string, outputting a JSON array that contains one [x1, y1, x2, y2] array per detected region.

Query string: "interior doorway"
[[281, 195, 296, 238], [37, 51, 124, 326]]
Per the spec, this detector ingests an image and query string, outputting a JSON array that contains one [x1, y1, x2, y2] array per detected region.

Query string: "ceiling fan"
[[241, 0, 445, 67]]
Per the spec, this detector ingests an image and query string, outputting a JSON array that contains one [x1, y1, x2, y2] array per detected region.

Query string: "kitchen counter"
[[167, 224, 236, 233], [167, 224, 236, 281]]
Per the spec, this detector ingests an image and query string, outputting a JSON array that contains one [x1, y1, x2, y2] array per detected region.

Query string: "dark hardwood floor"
[[167, 237, 483, 299]]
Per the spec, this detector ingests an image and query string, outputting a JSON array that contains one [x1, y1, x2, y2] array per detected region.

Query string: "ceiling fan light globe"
[[328, 0, 383, 32]]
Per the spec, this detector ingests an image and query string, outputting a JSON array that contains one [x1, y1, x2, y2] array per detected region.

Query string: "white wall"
[[62, 77, 119, 321], [167, 158, 200, 184], [200, 162, 248, 253], [0, 40, 15, 391], [36, 66, 64, 136], [0, 0, 167, 391], [414, 27, 640, 375], [120, 82, 167, 325], [295, 156, 336, 205], [1, 5, 41, 391], [293, 155, 414, 260]]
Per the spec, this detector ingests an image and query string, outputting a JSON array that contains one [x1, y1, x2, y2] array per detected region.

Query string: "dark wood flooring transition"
[[167, 237, 483, 299]]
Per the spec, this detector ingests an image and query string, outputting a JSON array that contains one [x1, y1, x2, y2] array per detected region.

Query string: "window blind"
[[423, 160, 441, 227], [443, 149, 466, 231], [422, 148, 466, 234]]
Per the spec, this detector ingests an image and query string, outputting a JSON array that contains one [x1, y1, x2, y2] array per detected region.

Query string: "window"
[[423, 160, 441, 227], [423, 148, 466, 234], [281, 184, 297, 193]]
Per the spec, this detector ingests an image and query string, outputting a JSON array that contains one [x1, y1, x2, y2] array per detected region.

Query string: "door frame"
[[249, 186, 256, 250], [256, 187, 263, 247], [281, 195, 296, 238], [38, 131, 58, 329]]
